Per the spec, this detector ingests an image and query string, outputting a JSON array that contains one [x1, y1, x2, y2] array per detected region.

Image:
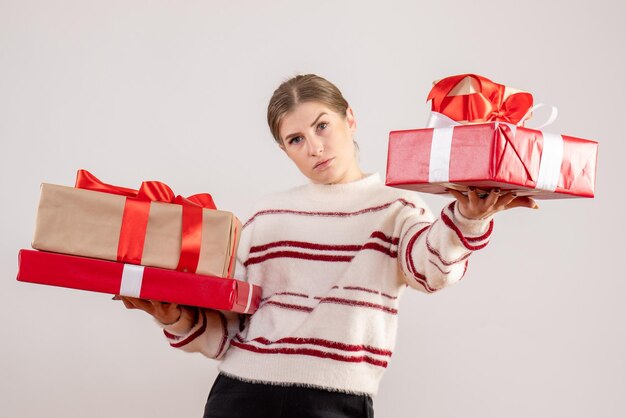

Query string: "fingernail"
[[533, 203, 539, 209], [112, 295, 121, 300]]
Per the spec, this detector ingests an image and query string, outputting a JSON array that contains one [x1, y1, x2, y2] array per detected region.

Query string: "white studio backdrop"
[[1, 1, 624, 417]]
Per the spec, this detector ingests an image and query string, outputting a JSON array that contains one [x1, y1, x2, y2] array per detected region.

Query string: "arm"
[[156, 256, 248, 360], [398, 199, 493, 293], [398, 187, 537, 293]]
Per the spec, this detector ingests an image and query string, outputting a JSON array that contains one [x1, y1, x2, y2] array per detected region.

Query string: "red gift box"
[[16, 249, 261, 314], [385, 122, 598, 199]]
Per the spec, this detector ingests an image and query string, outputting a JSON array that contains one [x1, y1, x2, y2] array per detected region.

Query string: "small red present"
[[17, 249, 261, 314], [385, 122, 598, 199], [386, 73, 598, 199]]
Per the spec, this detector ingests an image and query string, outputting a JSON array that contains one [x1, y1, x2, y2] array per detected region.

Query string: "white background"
[[1, 0, 624, 417]]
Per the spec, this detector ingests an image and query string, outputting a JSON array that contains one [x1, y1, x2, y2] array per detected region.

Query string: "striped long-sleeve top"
[[159, 172, 494, 397]]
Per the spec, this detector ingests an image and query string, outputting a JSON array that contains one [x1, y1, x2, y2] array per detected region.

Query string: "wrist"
[[158, 307, 183, 326]]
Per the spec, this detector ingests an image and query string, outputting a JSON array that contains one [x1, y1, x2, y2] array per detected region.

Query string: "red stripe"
[[250, 240, 361, 254], [263, 300, 314, 312], [342, 286, 398, 300], [163, 329, 179, 340], [244, 243, 397, 267], [261, 291, 309, 302], [361, 242, 397, 258], [319, 297, 397, 315], [214, 311, 229, 358], [405, 226, 438, 293], [245, 251, 353, 267], [229, 341, 389, 368], [257, 297, 398, 315], [249, 231, 399, 255], [441, 202, 493, 250], [235, 334, 392, 356], [170, 309, 208, 348], [370, 231, 399, 245], [429, 259, 451, 275], [426, 235, 471, 266], [243, 199, 418, 228]]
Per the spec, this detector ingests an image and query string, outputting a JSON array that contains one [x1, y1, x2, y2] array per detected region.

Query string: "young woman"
[[120, 74, 537, 417]]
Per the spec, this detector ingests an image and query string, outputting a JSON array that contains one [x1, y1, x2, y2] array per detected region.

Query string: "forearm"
[[400, 200, 494, 293]]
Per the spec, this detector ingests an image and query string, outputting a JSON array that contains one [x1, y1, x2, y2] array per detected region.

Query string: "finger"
[[467, 187, 480, 207], [121, 298, 136, 310], [483, 188, 501, 208], [122, 296, 153, 313], [447, 188, 469, 206], [504, 196, 538, 210], [495, 191, 518, 209]]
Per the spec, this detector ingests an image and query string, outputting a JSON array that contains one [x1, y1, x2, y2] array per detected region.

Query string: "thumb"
[[505, 196, 538, 210]]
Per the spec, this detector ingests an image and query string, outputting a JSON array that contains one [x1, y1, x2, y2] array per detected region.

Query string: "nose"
[[307, 135, 324, 156]]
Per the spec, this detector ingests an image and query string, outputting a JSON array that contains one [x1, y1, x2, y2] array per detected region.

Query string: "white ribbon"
[[535, 132, 564, 192], [519, 103, 559, 130], [120, 264, 144, 298], [428, 126, 454, 183], [426, 111, 461, 129], [244, 283, 254, 313]]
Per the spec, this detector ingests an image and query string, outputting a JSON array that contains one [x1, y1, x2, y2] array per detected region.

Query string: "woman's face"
[[278, 101, 362, 185]]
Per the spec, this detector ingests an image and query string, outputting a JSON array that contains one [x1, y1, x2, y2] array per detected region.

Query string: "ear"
[[346, 106, 357, 133]]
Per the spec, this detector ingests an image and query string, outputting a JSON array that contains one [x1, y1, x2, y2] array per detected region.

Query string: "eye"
[[318, 122, 328, 131], [288, 136, 303, 145]]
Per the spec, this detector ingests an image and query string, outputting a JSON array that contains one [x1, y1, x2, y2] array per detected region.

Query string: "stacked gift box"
[[17, 169, 261, 314], [385, 73, 598, 199]]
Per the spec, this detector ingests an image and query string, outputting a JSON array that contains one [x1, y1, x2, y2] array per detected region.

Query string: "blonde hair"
[[267, 74, 351, 146]]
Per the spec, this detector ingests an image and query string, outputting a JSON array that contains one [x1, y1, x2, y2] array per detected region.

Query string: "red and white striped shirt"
[[159, 172, 494, 397]]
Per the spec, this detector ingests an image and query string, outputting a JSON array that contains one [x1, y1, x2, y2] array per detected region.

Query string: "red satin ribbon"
[[427, 73, 533, 125], [75, 169, 216, 274]]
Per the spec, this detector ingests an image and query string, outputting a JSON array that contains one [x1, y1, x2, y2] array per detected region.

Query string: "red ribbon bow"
[[427, 73, 534, 125], [75, 169, 216, 274]]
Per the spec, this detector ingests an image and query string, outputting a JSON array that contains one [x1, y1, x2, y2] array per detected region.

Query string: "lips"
[[314, 158, 333, 169]]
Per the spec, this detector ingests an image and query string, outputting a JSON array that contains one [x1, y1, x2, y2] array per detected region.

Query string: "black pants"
[[203, 372, 374, 418]]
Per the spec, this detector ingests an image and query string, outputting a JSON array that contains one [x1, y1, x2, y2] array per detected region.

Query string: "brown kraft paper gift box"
[[32, 183, 241, 278]]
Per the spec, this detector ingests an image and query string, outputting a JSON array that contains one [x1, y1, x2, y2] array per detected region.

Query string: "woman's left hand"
[[447, 187, 539, 220]]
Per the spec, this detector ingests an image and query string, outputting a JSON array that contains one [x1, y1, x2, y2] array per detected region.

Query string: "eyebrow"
[[284, 112, 327, 142]]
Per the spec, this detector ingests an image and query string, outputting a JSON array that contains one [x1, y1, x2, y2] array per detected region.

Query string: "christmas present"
[[385, 73, 598, 199], [17, 249, 261, 314], [385, 122, 598, 199], [32, 170, 240, 278]]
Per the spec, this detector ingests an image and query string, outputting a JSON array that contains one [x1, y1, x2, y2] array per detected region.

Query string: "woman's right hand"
[[115, 295, 191, 328]]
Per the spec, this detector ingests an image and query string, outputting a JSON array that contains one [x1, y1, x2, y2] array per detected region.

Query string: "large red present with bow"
[[31, 170, 241, 277], [385, 74, 598, 199], [17, 249, 260, 313]]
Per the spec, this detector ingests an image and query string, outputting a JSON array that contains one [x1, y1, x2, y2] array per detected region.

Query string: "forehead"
[[279, 102, 337, 135]]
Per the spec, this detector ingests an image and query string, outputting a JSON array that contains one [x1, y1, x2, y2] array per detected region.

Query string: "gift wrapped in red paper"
[[17, 249, 261, 313], [32, 170, 241, 277], [385, 74, 598, 199]]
